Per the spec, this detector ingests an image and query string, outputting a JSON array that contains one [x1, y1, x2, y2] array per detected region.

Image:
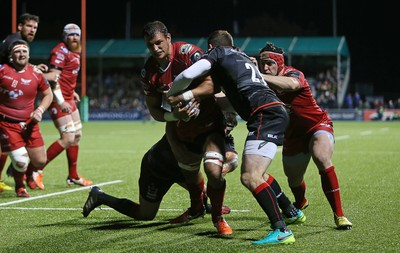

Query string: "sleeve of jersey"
[[287, 70, 307, 88], [38, 77, 50, 92], [167, 59, 212, 96], [188, 45, 203, 63], [49, 49, 65, 69]]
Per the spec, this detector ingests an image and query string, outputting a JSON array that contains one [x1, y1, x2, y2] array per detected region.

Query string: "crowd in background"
[[83, 66, 400, 116], [86, 68, 147, 113]]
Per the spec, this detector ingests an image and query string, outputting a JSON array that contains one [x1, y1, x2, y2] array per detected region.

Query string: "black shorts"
[[245, 105, 288, 146], [138, 135, 185, 202]]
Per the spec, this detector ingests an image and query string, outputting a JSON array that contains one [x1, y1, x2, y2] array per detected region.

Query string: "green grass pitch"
[[0, 121, 399, 252]]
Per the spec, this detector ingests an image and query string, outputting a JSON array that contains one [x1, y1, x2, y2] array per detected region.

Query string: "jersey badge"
[[21, 78, 32, 85], [180, 44, 193, 55]]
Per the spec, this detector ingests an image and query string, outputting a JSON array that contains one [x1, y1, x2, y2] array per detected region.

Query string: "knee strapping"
[[203, 151, 224, 167], [58, 120, 76, 133], [9, 147, 30, 172]]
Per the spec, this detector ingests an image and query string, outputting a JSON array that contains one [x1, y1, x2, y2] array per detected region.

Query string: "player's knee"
[[59, 132, 75, 147], [31, 157, 47, 168], [9, 147, 29, 172], [240, 172, 252, 188], [203, 151, 224, 168], [74, 130, 82, 144]]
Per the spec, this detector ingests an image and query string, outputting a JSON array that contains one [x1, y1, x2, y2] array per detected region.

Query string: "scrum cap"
[[63, 23, 81, 41], [259, 42, 285, 75]]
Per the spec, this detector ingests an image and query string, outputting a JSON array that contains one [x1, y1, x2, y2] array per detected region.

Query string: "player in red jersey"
[[0, 40, 53, 197], [256, 42, 352, 230], [25, 24, 92, 190], [141, 21, 232, 234], [0, 13, 47, 192]]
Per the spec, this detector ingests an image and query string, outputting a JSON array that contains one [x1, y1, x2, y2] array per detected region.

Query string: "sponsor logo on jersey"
[[8, 89, 23, 99], [51, 107, 58, 115], [180, 44, 193, 54], [61, 46, 69, 54], [21, 78, 32, 85], [11, 79, 18, 88], [267, 133, 277, 139]]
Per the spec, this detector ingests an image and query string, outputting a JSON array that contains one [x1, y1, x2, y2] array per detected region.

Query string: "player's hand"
[[45, 72, 60, 85], [175, 100, 200, 121], [249, 57, 258, 67], [222, 151, 238, 177], [184, 100, 200, 118], [167, 94, 184, 107], [60, 102, 72, 114], [30, 106, 45, 123], [36, 63, 49, 73], [73, 91, 80, 102]]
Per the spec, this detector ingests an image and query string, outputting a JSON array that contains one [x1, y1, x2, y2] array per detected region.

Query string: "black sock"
[[97, 193, 139, 219], [253, 182, 286, 230]]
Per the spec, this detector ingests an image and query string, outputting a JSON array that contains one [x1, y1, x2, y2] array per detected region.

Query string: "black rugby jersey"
[[203, 46, 283, 120]]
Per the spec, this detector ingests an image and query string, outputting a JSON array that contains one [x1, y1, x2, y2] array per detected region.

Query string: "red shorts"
[[0, 121, 44, 152], [48, 100, 78, 120], [283, 121, 334, 156]]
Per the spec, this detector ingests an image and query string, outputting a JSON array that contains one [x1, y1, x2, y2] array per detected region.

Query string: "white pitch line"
[[360, 130, 372, 135], [335, 135, 350, 140], [0, 180, 123, 207], [0, 206, 251, 212]]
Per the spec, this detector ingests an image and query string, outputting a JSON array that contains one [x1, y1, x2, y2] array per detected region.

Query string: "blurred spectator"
[[344, 93, 353, 109]]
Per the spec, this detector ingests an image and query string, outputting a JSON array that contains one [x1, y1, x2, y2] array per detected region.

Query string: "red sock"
[[320, 166, 344, 216], [291, 180, 307, 208], [40, 141, 65, 171], [207, 180, 226, 222], [187, 177, 205, 212], [0, 153, 8, 180], [66, 145, 79, 179]]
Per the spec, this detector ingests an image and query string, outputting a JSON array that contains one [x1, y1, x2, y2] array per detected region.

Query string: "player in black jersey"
[[167, 30, 304, 245]]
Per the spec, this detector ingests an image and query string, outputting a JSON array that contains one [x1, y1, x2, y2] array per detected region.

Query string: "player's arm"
[[31, 86, 53, 123], [167, 75, 214, 107], [167, 59, 212, 97], [145, 95, 167, 122], [261, 74, 300, 92], [146, 95, 193, 122]]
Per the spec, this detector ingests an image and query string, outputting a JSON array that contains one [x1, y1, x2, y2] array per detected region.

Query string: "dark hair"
[[207, 30, 233, 47], [8, 39, 29, 53], [18, 13, 39, 25], [259, 42, 284, 54], [142, 20, 168, 38]]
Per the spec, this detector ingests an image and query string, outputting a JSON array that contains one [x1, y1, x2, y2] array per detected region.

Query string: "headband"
[[259, 51, 284, 75], [11, 44, 29, 54]]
